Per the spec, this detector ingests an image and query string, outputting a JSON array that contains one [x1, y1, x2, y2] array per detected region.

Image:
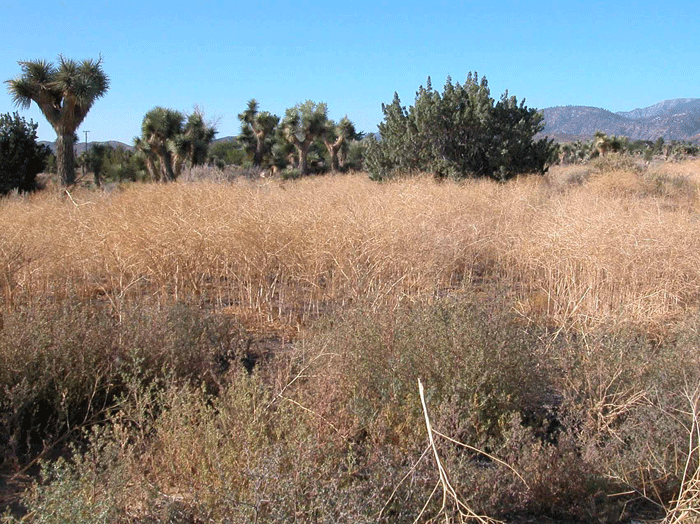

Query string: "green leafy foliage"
[[341, 137, 367, 171], [301, 294, 552, 450], [0, 299, 247, 470], [179, 110, 217, 167], [0, 112, 50, 194], [366, 73, 556, 180], [102, 145, 146, 182], [79, 143, 111, 187], [3, 291, 698, 522], [134, 107, 185, 182]]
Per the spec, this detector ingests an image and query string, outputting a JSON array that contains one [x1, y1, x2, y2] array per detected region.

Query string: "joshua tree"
[[135, 107, 184, 182], [238, 99, 279, 166], [133, 136, 159, 181], [323, 116, 358, 171], [135, 107, 216, 182], [6, 56, 109, 185], [280, 101, 328, 175], [82, 142, 110, 187], [173, 109, 217, 173], [593, 132, 626, 157]]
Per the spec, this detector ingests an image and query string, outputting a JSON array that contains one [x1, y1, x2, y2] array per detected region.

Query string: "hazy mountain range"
[[539, 98, 700, 143], [39, 140, 134, 155]]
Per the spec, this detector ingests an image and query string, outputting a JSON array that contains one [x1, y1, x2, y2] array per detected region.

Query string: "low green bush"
[[0, 113, 50, 194]]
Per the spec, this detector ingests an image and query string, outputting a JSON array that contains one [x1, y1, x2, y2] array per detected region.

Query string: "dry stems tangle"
[[379, 379, 528, 524], [664, 385, 700, 524]]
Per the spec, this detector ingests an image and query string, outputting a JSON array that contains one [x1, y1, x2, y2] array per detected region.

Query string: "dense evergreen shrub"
[[0, 112, 50, 194], [365, 73, 557, 181]]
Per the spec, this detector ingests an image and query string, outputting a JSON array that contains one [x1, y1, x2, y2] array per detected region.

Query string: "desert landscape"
[[1, 153, 700, 522]]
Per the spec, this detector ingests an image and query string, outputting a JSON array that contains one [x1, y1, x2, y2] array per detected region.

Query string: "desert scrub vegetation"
[[1, 159, 700, 522]]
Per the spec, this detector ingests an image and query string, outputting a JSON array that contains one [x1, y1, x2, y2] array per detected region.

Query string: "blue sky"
[[1, 0, 698, 144]]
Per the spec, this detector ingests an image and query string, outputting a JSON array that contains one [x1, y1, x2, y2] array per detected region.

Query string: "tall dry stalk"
[[665, 386, 700, 524], [414, 378, 524, 524]]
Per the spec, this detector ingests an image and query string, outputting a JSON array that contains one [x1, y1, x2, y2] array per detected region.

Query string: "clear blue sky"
[[1, 0, 698, 144]]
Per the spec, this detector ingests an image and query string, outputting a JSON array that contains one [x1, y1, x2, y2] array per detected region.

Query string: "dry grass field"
[[3, 161, 700, 328], [2, 158, 700, 522]]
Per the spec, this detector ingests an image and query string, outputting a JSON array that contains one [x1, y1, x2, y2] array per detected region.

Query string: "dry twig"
[[416, 378, 507, 524], [664, 386, 700, 523]]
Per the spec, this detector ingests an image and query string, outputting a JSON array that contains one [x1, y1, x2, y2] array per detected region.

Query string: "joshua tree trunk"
[[56, 133, 76, 185], [154, 146, 176, 181], [287, 134, 313, 175], [254, 130, 265, 166], [162, 151, 176, 181], [144, 155, 159, 182], [296, 145, 309, 175], [329, 145, 340, 171], [324, 136, 344, 172]]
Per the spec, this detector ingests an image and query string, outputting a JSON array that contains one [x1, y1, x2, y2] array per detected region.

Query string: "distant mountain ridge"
[[39, 138, 237, 154], [540, 98, 700, 143]]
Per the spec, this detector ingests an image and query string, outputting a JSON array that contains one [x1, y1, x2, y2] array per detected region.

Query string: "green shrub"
[[341, 138, 367, 172], [301, 295, 551, 442], [208, 139, 246, 166], [366, 74, 556, 181], [0, 113, 51, 194], [281, 294, 580, 520], [550, 322, 700, 520], [642, 170, 698, 203], [11, 437, 135, 524]]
